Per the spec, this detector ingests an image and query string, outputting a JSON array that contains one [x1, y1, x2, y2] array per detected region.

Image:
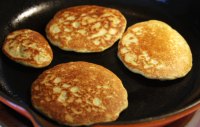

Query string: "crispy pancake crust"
[[118, 20, 192, 80], [2, 29, 53, 68], [31, 61, 128, 126], [46, 5, 126, 52]]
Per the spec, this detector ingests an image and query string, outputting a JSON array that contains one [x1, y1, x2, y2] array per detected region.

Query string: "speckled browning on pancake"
[[46, 5, 127, 52], [118, 20, 192, 80], [2, 29, 53, 68], [31, 61, 128, 126]]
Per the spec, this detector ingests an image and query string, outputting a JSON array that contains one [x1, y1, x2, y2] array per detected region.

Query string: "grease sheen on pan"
[[46, 5, 127, 52], [31, 61, 128, 126], [118, 20, 192, 80], [2, 29, 53, 68]]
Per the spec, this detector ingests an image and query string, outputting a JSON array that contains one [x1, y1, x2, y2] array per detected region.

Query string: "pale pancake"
[[118, 20, 192, 80], [2, 29, 53, 68], [31, 61, 128, 126], [46, 5, 126, 52]]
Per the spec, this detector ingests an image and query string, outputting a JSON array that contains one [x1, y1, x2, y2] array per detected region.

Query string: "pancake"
[[118, 20, 192, 80], [31, 61, 128, 126], [2, 29, 53, 68], [46, 5, 126, 52]]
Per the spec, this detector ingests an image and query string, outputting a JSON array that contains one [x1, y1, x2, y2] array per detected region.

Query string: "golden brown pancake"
[[2, 29, 53, 68], [118, 20, 192, 80], [46, 5, 126, 52], [31, 61, 128, 126]]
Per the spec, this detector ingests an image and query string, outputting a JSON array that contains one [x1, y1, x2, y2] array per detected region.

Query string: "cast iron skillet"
[[1, 0, 200, 126]]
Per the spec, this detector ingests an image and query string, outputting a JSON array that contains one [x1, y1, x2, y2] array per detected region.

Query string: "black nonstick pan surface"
[[1, 0, 200, 126]]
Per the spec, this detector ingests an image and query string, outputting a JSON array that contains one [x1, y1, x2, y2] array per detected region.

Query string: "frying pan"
[[0, 0, 200, 127]]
